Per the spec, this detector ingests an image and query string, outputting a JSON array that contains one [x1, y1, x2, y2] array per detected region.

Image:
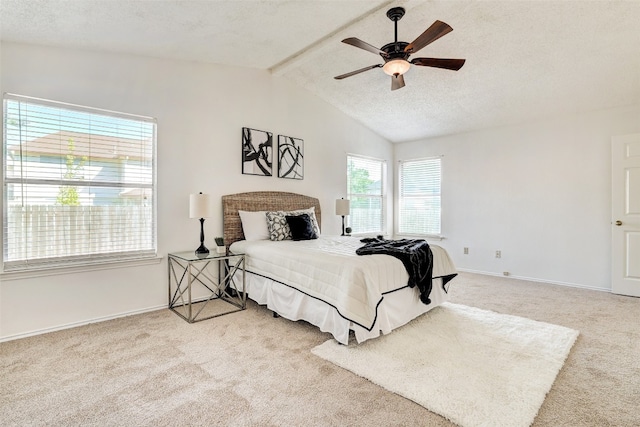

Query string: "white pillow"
[[238, 210, 269, 241]]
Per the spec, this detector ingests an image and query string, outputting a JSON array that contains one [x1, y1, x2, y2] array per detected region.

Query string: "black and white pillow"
[[266, 207, 320, 241], [265, 211, 290, 241]]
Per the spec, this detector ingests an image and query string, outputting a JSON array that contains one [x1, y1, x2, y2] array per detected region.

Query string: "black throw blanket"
[[356, 238, 434, 305]]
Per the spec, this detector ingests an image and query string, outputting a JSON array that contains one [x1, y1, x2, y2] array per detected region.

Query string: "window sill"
[[1, 255, 164, 281]]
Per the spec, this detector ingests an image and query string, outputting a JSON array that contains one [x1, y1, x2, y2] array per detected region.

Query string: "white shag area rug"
[[312, 302, 579, 427]]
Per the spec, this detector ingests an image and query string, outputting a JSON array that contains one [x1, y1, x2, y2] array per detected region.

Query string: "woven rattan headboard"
[[222, 191, 322, 246]]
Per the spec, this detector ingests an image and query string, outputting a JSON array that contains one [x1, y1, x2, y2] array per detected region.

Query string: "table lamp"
[[335, 198, 350, 236], [190, 192, 213, 255]]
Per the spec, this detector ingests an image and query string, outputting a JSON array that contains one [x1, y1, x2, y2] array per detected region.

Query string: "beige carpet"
[[312, 303, 579, 427], [1, 272, 639, 426]]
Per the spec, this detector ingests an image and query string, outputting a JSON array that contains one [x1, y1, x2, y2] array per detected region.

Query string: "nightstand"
[[168, 251, 246, 323]]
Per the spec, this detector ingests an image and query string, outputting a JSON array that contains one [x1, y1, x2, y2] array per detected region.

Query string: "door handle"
[[615, 220, 622, 226]]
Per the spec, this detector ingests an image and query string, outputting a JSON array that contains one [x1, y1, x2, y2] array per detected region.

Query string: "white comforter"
[[230, 236, 457, 330]]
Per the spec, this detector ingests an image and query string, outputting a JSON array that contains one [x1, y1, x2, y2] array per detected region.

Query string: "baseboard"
[[457, 268, 611, 292], [0, 303, 167, 343], [1, 271, 608, 342]]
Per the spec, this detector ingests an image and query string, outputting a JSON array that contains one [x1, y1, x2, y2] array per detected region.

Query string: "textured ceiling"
[[2, 0, 639, 143]]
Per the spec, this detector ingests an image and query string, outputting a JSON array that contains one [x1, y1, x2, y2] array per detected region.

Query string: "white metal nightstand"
[[168, 250, 246, 323]]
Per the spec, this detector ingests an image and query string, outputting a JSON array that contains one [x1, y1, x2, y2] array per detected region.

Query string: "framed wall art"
[[242, 127, 273, 176], [277, 135, 304, 180]]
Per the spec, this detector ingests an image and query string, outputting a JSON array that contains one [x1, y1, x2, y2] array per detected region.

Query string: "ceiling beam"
[[269, 0, 398, 76]]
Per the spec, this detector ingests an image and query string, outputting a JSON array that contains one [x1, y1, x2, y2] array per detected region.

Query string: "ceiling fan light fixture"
[[383, 59, 410, 76], [335, 7, 465, 90]]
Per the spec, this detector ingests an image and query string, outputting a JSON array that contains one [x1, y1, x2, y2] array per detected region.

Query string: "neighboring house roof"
[[7, 130, 151, 161]]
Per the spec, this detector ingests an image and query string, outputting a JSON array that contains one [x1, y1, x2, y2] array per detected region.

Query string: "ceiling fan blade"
[[405, 20, 453, 54], [391, 74, 405, 91], [411, 57, 466, 71], [342, 37, 387, 57], [334, 64, 382, 80]]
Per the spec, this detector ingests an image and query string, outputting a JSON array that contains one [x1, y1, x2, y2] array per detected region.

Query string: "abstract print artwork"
[[242, 127, 273, 176], [277, 135, 304, 180]]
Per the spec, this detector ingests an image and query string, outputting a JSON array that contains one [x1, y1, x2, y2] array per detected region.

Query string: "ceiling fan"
[[334, 6, 465, 91]]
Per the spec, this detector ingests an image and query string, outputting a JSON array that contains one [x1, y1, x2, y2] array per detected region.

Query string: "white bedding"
[[230, 236, 457, 336]]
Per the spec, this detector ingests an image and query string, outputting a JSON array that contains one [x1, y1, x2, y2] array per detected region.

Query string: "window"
[[3, 94, 157, 271], [398, 157, 441, 236], [346, 154, 386, 234]]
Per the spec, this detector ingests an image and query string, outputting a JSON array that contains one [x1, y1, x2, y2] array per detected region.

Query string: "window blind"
[[398, 157, 441, 236], [347, 154, 386, 234], [3, 94, 157, 271]]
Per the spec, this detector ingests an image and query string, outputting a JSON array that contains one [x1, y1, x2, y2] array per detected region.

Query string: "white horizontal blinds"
[[347, 154, 386, 234], [3, 94, 157, 270], [398, 157, 441, 236]]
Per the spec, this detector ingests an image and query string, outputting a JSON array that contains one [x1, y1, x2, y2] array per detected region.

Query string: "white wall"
[[0, 42, 393, 340], [394, 105, 640, 290]]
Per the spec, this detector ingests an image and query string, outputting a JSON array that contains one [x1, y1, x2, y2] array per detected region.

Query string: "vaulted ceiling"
[[2, 0, 639, 143]]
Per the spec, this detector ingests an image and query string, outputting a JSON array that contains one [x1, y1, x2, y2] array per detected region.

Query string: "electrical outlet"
[[495, 250, 501, 258], [503, 271, 510, 276], [463, 247, 469, 255]]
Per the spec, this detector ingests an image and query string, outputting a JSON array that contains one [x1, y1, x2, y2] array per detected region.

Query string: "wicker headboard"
[[222, 191, 322, 246]]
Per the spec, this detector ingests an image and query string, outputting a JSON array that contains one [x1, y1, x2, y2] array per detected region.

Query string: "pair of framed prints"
[[241, 127, 303, 180]]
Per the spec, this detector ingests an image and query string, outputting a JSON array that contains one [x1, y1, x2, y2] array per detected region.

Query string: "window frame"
[[2, 93, 158, 273], [346, 153, 387, 235], [396, 156, 442, 239]]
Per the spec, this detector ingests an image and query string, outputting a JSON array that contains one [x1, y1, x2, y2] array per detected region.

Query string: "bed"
[[223, 191, 457, 345]]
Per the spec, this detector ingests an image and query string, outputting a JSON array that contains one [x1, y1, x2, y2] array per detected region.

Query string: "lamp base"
[[195, 244, 209, 255], [195, 217, 209, 255]]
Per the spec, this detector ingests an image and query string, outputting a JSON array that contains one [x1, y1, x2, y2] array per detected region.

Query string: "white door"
[[611, 134, 640, 296]]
